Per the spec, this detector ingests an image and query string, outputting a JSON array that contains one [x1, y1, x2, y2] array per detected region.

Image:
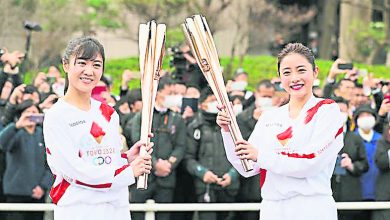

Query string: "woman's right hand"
[[216, 105, 231, 132], [235, 140, 258, 162], [130, 153, 152, 177]]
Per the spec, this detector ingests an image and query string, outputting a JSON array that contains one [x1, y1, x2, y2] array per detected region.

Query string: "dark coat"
[[0, 123, 52, 196], [373, 137, 390, 220], [331, 131, 369, 202], [374, 137, 390, 201], [236, 105, 261, 202], [130, 109, 186, 188], [184, 112, 239, 194]]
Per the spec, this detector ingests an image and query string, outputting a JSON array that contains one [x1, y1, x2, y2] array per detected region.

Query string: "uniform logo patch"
[[194, 129, 201, 140], [90, 122, 106, 144]]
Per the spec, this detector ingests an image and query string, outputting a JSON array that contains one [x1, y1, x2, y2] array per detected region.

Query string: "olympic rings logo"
[[92, 156, 112, 165]]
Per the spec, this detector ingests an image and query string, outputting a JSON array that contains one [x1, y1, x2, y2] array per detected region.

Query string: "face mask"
[[256, 97, 273, 108], [233, 104, 243, 115], [357, 116, 376, 131], [163, 95, 183, 109], [231, 81, 248, 91], [206, 101, 219, 114], [341, 112, 349, 124]]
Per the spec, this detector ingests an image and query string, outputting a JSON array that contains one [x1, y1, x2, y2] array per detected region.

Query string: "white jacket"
[[222, 95, 344, 200], [43, 98, 135, 207]]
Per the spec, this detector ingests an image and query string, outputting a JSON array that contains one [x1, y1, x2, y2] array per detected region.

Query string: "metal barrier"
[[1, 200, 390, 220]]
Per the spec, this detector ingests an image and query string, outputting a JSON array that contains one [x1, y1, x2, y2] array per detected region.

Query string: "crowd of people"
[[0, 41, 389, 220]]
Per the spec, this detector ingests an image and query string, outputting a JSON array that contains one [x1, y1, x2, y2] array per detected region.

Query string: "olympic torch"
[[138, 20, 166, 189], [182, 15, 253, 172]]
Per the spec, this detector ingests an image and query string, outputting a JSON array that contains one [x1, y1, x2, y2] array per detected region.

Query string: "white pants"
[[54, 203, 131, 220], [260, 195, 337, 220]]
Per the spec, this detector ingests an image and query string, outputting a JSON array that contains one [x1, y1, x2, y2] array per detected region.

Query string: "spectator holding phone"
[[0, 100, 51, 220], [323, 59, 356, 101], [184, 87, 239, 220], [353, 105, 382, 220], [0, 48, 24, 67], [1, 84, 40, 127], [181, 85, 200, 124], [121, 89, 142, 147], [331, 98, 369, 220], [375, 93, 390, 134], [171, 84, 200, 220], [0, 80, 14, 122], [374, 123, 390, 220]]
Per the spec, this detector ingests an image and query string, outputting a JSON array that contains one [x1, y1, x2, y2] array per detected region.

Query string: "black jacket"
[[236, 105, 261, 202], [331, 131, 369, 202], [0, 123, 52, 196], [374, 137, 390, 201], [130, 109, 186, 188], [184, 111, 239, 193]]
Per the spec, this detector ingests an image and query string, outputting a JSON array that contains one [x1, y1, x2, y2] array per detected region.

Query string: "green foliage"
[[103, 55, 390, 94], [25, 55, 390, 94], [85, 0, 122, 29], [350, 20, 386, 59], [166, 27, 186, 48]]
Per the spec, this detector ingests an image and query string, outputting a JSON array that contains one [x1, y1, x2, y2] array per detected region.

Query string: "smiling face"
[[279, 53, 318, 100], [63, 54, 103, 95]]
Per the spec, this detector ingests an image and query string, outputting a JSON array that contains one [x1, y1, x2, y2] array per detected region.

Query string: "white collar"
[[155, 105, 168, 113]]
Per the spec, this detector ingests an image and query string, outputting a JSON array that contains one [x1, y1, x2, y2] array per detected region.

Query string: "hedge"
[[25, 55, 390, 94]]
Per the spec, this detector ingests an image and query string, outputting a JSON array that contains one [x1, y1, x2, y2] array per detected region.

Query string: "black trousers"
[[171, 166, 196, 220], [196, 188, 236, 220], [338, 210, 365, 220], [234, 176, 261, 220], [5, 195, 45, 220], [130, 182, 174, 220]]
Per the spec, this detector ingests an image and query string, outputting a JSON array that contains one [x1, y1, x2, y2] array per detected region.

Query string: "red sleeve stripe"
[[305, 99, 335, 124], [279, 126, 343, 159], [280, 151, 316, 159], [50, 179, 70, 205], [75, 180, 112, 188], [46, 147, 51, 155], [121, 153, 127, 159], [114, 165, 130, 176]]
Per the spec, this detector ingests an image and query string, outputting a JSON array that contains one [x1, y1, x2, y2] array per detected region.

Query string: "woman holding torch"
[[217, 43, 344, 220], [43, 37, 152, 220]]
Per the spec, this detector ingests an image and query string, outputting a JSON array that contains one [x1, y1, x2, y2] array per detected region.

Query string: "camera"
[[337, 63, 353, 70], [169, 46, 188, 79], [24, 21, 42, 31], [28, 114, 44, 123]]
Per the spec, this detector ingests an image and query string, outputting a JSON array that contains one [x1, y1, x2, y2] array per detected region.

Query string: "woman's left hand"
[[235, 140, 258, 162]]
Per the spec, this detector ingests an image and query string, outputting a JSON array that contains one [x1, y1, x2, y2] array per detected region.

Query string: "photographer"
[[363, 74, 390, 134], [1, 84, 40, 127], [331, 98, 369, 220], [0, 48, 24, 67], [0, 80, 14, 125], [374, 123, 390, 220], [323, 59, 356, 101], [0, 100, 51, 220], [170, 44, 207, 90]]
